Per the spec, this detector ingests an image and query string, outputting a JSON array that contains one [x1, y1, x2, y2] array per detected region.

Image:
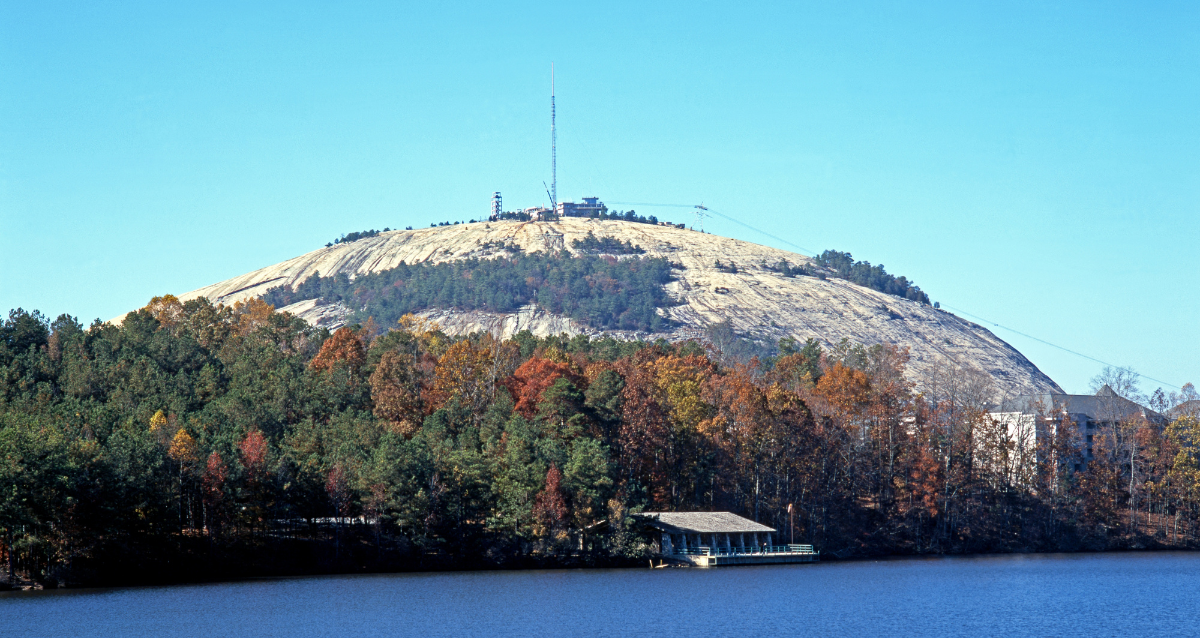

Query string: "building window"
[[1087, 434, 1094, 444], [1074, 463, 1081, 472]]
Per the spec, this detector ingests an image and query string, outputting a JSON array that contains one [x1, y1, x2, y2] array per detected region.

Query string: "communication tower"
[[550, 63, 557, 212]]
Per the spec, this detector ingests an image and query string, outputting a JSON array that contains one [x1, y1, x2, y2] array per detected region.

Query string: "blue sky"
[[2, 1, 1196, 394]]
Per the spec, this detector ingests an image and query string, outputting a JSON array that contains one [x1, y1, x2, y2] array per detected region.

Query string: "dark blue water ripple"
[[4, 552, 1199, 637]]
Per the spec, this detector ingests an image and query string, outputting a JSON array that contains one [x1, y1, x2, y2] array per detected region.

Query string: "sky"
[[1, 1, 1197, 394]]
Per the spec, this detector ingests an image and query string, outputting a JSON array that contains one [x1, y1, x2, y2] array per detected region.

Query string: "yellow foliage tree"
[[169, 429, 198, 465], [370, 350, 425, 437], [397, 313, 439, 334], [653, 355, 714, 436], [428, 340, 493, 413], [397, 313, 446, 357], [144, 295, 184, 331], [149, 409, 168, 432], [1167, 416, 1200, 514]]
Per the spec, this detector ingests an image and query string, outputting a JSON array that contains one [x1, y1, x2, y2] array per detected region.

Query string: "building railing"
[[673, 544, 816, 557]]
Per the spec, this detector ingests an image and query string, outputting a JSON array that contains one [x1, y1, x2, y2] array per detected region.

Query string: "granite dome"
[[147, 218, 1062, 397]]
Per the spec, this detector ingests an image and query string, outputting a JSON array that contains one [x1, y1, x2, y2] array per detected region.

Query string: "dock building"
[[634, 511, 818, 567]]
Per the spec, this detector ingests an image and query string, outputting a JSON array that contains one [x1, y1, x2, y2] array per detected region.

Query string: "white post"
[[752, 533, 759, 551], [766, 533, 773, 551]]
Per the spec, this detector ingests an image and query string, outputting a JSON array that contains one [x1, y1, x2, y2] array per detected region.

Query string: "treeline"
[[3, 300, 1199, 588], [813, 250, 931, 305], [261, 253, 677, 334], [570, 209, 664, 226], [570, 232, 645, 255], [326, 228, 388, 248], [491, 208, 680, 227]]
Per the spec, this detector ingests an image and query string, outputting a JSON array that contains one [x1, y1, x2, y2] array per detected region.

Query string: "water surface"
[[5, 552, 1199, 637]]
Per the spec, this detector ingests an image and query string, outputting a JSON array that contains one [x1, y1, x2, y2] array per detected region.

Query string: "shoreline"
[[6, 545, 1198, 593]]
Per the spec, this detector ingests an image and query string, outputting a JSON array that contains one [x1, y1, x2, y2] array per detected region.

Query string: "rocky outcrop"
[[141, 218, 1061, 397]]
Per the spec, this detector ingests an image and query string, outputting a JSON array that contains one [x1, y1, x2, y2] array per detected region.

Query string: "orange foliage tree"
[[231, 298, 276, 336], [309, 326, 367, 372], [613, 348, 673, 507], [504, 356, 586, 418]]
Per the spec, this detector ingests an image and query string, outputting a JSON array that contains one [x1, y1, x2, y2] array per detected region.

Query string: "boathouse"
[[634, 512, 818, 567]]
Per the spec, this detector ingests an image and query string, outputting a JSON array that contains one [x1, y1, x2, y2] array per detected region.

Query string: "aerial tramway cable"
[[608, 201, 818, 255], [936, 304, 1181, 391], [607, 200, 1182, 391]]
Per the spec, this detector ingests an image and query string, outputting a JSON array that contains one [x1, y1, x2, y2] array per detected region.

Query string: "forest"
[[3, 300, 1200, 588], [261, 252, 677, 333]]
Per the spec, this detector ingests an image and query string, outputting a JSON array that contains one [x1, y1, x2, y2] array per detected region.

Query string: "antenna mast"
[[550, 63, 557, 213]]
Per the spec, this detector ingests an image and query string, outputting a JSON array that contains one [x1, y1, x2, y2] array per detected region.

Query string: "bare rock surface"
[[141, 218, 1060, 396]]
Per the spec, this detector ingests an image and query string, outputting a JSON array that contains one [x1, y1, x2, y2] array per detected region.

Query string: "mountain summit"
[[158, 218, 1061, 397]]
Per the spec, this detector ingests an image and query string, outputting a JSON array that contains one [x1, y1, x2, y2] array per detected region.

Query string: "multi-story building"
[[988, 385, 1166, 473]]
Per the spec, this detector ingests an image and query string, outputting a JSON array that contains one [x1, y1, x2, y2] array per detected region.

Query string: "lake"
[[4, 552, 1199, 637]]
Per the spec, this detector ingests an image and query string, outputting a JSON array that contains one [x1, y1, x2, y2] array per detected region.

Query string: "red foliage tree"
[[239, 430, 268, 480], [326, 464, 351, 517], [203, 451, 228, 500], [533, 464, 568, 535], [614, 351, 673, 507], [202, 451, 229, 535]]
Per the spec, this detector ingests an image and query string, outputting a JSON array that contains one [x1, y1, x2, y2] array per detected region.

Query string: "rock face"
[[159, 218, 1062, 397]]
